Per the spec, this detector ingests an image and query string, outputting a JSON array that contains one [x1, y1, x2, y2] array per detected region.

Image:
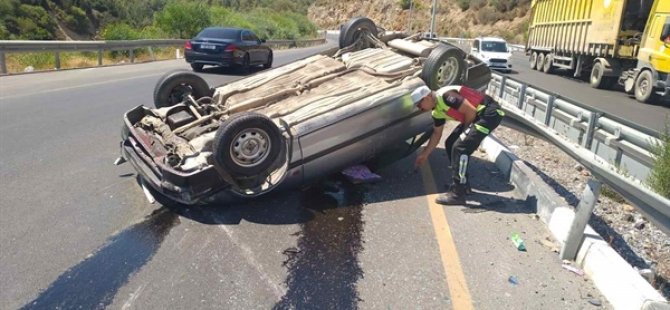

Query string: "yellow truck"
[[526, 0, 670, 103]]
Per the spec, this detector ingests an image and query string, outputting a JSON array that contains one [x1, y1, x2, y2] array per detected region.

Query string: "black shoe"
[[435, 184, 466, 205], [445, 183, 473, 195], [435, 193, 466, 205]]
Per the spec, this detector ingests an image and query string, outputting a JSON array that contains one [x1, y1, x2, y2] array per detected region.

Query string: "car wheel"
[[191, 63, 204, 72], [530, 52, 538, 70], [542, 54, 554, 74], [212, 113, 286, 177], [241, 53, 251, 73], [589, 61, 615, 89], [153, 70, 212, 108], [339, 17, 378, 49], [634, 70, 659, 103], [421, 45, 466, 90], [263, 52, 273, 69]]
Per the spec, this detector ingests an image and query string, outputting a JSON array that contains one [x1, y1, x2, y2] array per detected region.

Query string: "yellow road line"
[[420, 164, 474, 310]]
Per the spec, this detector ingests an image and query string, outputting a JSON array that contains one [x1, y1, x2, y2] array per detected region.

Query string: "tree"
[[154, 1, 211, 38]]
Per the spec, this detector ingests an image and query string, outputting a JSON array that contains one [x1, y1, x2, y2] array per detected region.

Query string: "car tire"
[[590, 61, 615, 89], [339, 17, 378, 49], [530, 52, 538, 70], [634, 70, 659, 103], [191, 63, 204, 72], [241, 53, 251, 73], [542, 54, 554, 74], [212, 112, 285, 177], [421, 45, 466, 90], [153, 70, 212, 108], [263, 52, 273, 69]]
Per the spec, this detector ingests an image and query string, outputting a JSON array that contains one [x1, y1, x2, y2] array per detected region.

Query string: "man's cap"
[[410, 86, 431, 105]]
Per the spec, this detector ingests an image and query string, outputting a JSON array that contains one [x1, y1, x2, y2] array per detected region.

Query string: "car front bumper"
[[120, 106, 228, 205]]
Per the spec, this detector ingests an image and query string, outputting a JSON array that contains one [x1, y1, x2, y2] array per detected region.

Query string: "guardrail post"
[[499, 76, 507, 98], [517, 84, 527, 109], [97, 49, 103, 66], [129, 49, 135, 63], [54, 52, 61, 70], [148, 47, 155, 61], [544, 95, 556, 126], [582, 112, 601, 149], [560, 179, 602, 260], [0, 51, 6, 74]]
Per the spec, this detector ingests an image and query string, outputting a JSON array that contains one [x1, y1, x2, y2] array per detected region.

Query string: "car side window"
[[248, 32, 259, 42], [242, 31, 252, 41]]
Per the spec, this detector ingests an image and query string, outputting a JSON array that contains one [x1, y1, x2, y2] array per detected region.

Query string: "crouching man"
[[411, 85, 505, 205]]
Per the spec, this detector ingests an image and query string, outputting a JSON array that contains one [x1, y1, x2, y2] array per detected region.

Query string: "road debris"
[[588, 298, 602, 307], [508, 276, 519, 286], [341, 165, 382, 184], [511, 233, 527, 251], [562, 263, 585, 276]]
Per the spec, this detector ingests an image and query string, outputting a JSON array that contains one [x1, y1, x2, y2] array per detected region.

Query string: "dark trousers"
[[444, 103, 503, 186]]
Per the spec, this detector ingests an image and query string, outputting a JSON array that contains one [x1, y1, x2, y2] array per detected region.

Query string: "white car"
[[471, 37, 513, 73]]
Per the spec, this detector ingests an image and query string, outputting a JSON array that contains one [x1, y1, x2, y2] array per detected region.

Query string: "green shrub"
[[399, 0, 412, 10], [66, 6, 91, 34], [649, 125, 670, 199], [456, 0, 470, 11], [154, 1, 211, 38], [101, 22, 140, 40]]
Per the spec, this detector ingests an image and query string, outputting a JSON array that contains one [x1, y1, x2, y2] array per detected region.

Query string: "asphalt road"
[[1, 37, 609, 309], [506, 53, 670, 133]]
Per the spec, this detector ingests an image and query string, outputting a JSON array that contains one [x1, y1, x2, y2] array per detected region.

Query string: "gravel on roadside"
[[493, 126, 670, 298]]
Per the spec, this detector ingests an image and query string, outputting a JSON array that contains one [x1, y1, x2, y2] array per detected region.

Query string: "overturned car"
[[117, 17, 492, 205]]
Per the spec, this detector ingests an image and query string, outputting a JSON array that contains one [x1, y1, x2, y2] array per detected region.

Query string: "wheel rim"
[[230, 128, 271, 168], [638, 76, 650, 96], [437, 57, 459, 86]]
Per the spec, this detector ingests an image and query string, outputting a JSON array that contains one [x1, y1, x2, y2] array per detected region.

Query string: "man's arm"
[[415, 124, 444, 168]]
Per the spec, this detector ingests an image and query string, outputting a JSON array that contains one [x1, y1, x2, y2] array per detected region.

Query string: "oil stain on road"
[[21, 208, 179, 310], [273, 180, 366, 309]]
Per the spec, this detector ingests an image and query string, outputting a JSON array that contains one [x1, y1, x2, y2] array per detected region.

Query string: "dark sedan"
[[184, 27, 273, 72]]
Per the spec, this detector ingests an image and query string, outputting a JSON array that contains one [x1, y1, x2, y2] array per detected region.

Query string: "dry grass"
[[4, 47, 180, 74]]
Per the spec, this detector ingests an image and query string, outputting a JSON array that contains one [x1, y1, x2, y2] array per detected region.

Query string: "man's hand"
[[415, 153, 429, 168]]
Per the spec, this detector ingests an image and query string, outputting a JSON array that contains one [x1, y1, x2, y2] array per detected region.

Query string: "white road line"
[[0, 73, 161, 100]]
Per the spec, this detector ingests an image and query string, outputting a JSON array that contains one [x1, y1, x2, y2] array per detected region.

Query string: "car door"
[[248, 31, 266, 64], [241, 30, 259, 63]]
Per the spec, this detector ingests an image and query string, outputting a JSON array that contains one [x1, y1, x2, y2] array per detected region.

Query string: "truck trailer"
[[526, 0, 670, 103]]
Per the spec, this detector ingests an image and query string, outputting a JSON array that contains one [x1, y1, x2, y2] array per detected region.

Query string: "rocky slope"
[[308, 0, 531, 43]]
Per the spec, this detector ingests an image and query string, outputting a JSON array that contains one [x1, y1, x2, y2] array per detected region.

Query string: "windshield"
[[481, 41, 508, 52], [196, 28, 239, 40]]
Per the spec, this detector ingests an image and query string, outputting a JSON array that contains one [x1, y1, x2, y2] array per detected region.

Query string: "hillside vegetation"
[[0, 0, 318, 40], [309, 0, 531, 43]]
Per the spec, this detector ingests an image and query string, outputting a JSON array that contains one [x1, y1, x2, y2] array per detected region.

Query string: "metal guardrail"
[[0, 37, 326, 74], [486, 72, 670, 235]]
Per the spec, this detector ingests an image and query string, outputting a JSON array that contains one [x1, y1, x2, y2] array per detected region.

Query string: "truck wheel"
[[542, 54, 554, 74], [537, 53, 545, 72], [212, 113, 285, 177], [590, 62, 615, 89], [154, 70, 212, 108], [421, 45, 466, 90], [339, 17, 378, 49], [530, 52, 538, 70], [634, 70, 659, 103]]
